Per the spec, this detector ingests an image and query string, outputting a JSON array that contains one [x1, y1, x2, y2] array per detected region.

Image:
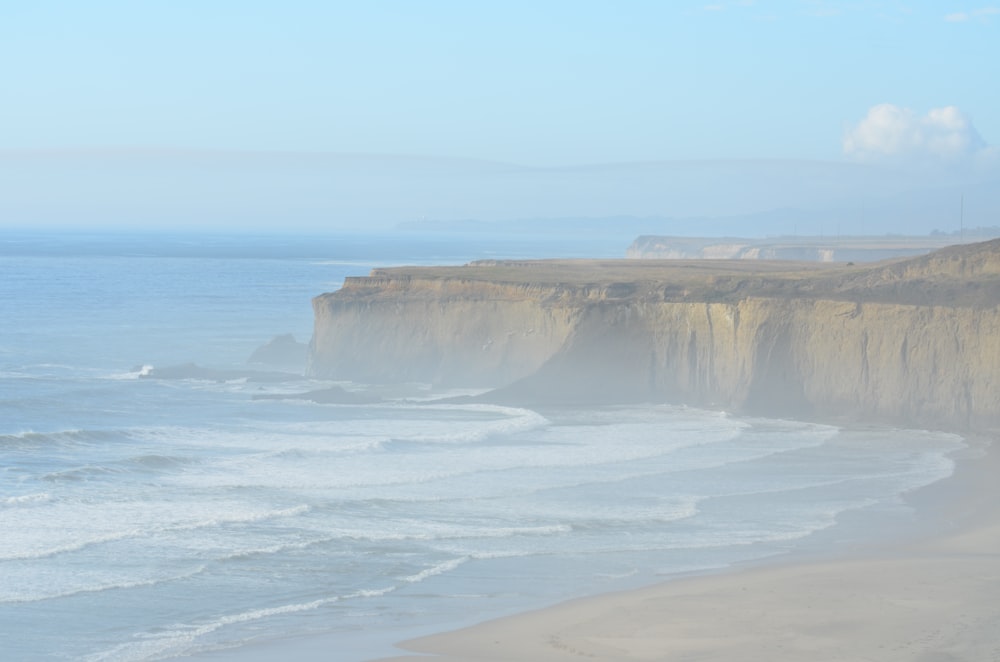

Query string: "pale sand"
[[379, 436, 1000, 662]]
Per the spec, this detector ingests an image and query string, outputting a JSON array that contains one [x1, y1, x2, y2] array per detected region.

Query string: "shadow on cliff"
[[461, 305, 659, 407]]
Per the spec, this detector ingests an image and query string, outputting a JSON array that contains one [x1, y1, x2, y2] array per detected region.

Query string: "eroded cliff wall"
[[310, 276, 581, 387], [472, 297, 998, 430], [310, 242, 1000, 431]]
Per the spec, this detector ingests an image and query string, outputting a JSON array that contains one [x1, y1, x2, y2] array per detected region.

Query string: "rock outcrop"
[[310, 240, 1000, 432], [248, 334, 308, 371]]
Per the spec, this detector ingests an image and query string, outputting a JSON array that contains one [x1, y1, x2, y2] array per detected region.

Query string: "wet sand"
[[378, 435, 1000, 662]]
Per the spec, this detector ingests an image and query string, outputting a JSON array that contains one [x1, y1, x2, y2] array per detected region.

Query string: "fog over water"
[[0, 232, 965, 661]]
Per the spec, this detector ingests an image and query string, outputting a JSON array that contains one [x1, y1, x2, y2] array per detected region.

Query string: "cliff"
[[310, 239, 1000, 432]]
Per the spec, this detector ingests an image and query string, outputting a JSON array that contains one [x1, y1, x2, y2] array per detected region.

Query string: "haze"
[[2, 2, 998, 234]]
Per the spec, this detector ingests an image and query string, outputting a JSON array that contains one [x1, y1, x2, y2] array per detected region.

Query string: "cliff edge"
[[310, 239, 1000, 432]]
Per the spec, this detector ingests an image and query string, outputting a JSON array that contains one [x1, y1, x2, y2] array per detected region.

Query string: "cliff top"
[[338, 238, 1000, 308]]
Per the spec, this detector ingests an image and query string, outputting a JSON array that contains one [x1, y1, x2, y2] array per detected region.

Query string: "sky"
[[1, 1, 998, 233]]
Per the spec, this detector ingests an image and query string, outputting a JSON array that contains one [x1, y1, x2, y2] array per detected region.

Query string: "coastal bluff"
[[310, 239, 1000, 432]]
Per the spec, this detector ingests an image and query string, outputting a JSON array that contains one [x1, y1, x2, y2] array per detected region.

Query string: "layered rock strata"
[[310, 240, 1000, 431]]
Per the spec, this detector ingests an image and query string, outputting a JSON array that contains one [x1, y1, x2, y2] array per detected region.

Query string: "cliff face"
[[310, 240, 1000, 431], [310, 276, 581, 387]]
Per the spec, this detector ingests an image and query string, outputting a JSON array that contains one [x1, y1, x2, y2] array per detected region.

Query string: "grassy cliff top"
[[352, 238, 1000, 308]]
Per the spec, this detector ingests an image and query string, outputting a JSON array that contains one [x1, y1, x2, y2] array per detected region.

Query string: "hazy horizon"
[[2, 149, 997, 237], [2, 2, 998, 234]]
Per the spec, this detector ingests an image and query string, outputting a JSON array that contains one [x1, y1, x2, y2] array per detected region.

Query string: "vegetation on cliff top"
[[341, 238, 1000, 308]]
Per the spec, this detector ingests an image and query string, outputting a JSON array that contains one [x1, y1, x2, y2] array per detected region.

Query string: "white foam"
[[346, 586, 397, 599], [402, 556, 469, 583], [1, 564, 208, 604], [2, 492, 52, 507], [389, 404, 550, 445], [321, 520, 573, 544], [105, 365, 154, 380], [158, 404, 768, 497], [2, 429, 84, 445], [0, 527, 142, 562], [211, 535, 335, 562], [82, 595, 342, 662], [82, 584, 399, 662], [0, 503, 310, 561]]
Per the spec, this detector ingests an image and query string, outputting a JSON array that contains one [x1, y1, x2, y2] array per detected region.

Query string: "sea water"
[[0, 232, 963, 661]]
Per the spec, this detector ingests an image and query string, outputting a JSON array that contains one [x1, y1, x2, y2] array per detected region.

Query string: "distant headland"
[[626, 233, 998, 262]]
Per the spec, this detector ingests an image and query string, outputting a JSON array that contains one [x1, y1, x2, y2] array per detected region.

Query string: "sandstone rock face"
[[310, 241, 1000, 431], [310, 276, 580, 387]]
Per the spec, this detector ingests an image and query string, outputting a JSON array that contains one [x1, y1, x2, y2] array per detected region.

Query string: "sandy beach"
[[379, 434, 1000, 662]]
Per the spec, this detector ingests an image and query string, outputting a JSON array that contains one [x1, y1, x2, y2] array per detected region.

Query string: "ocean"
[[0, 231, 964, 661]]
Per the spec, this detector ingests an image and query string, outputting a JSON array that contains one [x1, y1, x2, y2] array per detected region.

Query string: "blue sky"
[[1, 1, 998, 231]]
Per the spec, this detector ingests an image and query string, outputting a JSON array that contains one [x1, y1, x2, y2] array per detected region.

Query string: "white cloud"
[[944, 6, 1000, 21], [843, 104, 989, 164]]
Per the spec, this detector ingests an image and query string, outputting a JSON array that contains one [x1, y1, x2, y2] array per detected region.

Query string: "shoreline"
[[181, 420, 995, 662], [376, 431, 999, 662]]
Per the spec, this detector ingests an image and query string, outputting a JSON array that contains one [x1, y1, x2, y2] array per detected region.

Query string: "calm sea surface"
[[0, 232, 963, 661]]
